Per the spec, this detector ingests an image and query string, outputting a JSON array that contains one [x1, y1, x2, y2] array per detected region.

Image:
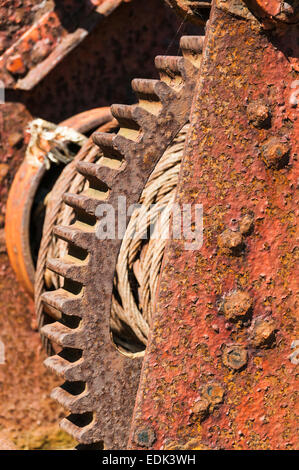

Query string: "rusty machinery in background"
[[6, 107, 113, 296], [3, 0, 299, 451], [2, 0, 198, 292]]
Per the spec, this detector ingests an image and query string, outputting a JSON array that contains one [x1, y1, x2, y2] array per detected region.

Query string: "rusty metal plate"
[[0, 0, 125, 90], [129, 0, 298, 450]]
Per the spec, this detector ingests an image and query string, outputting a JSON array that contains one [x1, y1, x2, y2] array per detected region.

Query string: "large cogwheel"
[[39, 35, 205, 449]]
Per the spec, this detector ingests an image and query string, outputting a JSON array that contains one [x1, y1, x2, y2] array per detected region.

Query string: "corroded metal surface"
[[0, 438, 17, 450], [0, 1, 53, 54], [1, 0, 199, 218], [246, 0, 299, 24], [1, 0, 199, 221], [5, 161, 44, 295], [5, 108, 112, 295], [0, 0, 201, 449], [0, 0, 124, 89], [130, 0, 298, 450], [40, 37, 204, 449]]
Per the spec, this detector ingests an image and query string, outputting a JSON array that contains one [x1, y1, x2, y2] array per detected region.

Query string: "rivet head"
[[6, 54, 27, 76], [190, 397, 210, 423], [201, 383, 225, 407], [239, 214, 254, 235], [247, 101, 270, 128], [222, 344, 248, 370], [222, 290, 253, 322], [218, 229, 243, 255], [191, 383, 225, 423], [250, 318, 276, 348], [261, 137, 290, 169], [134, 427, 156, 448]]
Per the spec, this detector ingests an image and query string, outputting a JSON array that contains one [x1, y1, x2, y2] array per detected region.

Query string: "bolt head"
[[199, 383, 225, 413], [222, 344, 248, 370], [218, 229, 243, 255], [134, 427, 156, 448], [247, 101, 270, 128], [250, 318, 276, 348], [190, 397, 210, 423], [261, 137, 290, 169], [239, 214, 254, 235], [222, 290, 253, 322], [6, 54, 27, 76]]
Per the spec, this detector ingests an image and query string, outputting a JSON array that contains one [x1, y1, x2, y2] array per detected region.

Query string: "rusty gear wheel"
[[39, 35, 205, 449], [35, 119, 117, 355]]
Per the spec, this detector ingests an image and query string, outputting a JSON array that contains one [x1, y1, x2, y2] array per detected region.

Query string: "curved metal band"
[[5, 107, 112, 295]]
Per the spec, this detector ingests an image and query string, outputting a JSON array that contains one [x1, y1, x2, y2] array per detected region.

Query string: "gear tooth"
[[153, 79, 178, 104], [41, 322, 85, 348], [155, 55, 187, 84], [76, 161, 118, 188], [113, 134, 136, 157], [92, 131, 116, 149], [51, 386, 91, 413], [53, 225, 93, 251], [131, 78, 160, 97], [155, 55, 191, 89], [44, 354, 86, 381], [92, 131, 125, 160], [46, 257, 87, 284], [110, 104, 136, 122], [180, 35, 205, 66], [131, 79, 164, 115], [180, 35, 205, 53], [132, 105, 154, 122], [76, 161, 99, 178], [109, 105, 140, 142], [155, 55, 183, 73], [41, 289, 83, 317], [62, 192, 101, 216], [60, 415, 96, 444], [132, 78, 176, 106], [96, 166, 120, 187], [111, 103, 153, 133], [111, 105, 155, 134]]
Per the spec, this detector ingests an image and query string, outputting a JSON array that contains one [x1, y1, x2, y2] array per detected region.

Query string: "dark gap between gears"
[[68, 412, 93, 428], [61, 313, 81, 329], [59, 347, 83, 363], [61, 380, 86, 396], [64, 279, 83, 295], [68, 244, 88, 262]]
